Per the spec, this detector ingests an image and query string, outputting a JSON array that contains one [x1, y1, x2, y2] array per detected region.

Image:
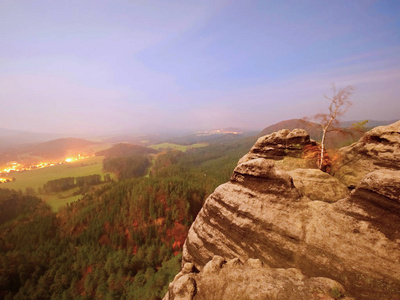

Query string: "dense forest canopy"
[[103, 154, 151, 180], [96, 143, 157, 158], [0, 137, 255, 299]]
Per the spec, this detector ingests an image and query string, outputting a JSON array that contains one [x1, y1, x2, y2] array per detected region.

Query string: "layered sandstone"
[[288, 168, 349, 202], [333, 120, 400, 187], [164, 256, 353, 300], [238, 128, 319, 170], [181, 125, 400, 299]]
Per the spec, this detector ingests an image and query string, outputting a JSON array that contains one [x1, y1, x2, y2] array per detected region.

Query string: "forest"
[[43, 175, 105, 193], [0, 137, 255, 299]]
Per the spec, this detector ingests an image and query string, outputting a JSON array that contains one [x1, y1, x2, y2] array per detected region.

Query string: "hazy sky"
[[1, 0, 399, 135]]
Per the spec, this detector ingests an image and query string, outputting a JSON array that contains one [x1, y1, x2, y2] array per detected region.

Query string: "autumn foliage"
[[310, 85, 354, 170], [0, 138, 255, 299]]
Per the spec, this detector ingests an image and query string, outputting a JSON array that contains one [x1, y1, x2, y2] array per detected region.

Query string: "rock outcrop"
[[242, 128, 313, 159], [333, 120, 400, 187], [164, 256, 353, 300], [180, 125, 400, 300], [288, 168, 349, 202], [344, 169, 400, 241], [238, 128, 319, 170]]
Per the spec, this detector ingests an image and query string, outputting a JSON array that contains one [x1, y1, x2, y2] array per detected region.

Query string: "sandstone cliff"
[[332, 120, 400, 187], [165, 256, 353, 300], [174, 121, 400, 300]]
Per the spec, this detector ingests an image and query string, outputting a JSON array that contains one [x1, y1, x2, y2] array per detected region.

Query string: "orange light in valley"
[[64, 154, 92, 163], [0, 154, 94, 177], [2, 164, 20, 173]]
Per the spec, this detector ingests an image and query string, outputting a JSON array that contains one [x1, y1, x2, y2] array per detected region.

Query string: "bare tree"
[[314, 85, 354, 170]]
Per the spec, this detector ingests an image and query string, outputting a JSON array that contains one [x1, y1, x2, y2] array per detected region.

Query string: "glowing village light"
[[1, 154, 92, 177]]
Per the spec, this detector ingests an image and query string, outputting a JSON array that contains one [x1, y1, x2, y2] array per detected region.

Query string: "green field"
[[40, 183, 110, 212], [1, 156, 109, 211], [149, 142, 208, 152], [41, 189, 83, 212], [2, 156, 106, 191]]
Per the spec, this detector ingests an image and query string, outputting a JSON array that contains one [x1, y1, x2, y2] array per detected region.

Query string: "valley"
[[149, 142, 208, 152], [1, 156, 107, 211], [2, 2, 398, 298], [0, 120, 398, 299], [0, 129, 255, 299], [0, 132, 245, 213]]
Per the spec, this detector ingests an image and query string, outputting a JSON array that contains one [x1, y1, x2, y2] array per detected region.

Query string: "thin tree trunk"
[[319, 129, 326, 169], [319, 117, 334, 170]]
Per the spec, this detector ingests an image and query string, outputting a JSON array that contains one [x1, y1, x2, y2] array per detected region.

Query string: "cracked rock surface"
[[164, 256, 353, 300], [173, 123, 400, 299]]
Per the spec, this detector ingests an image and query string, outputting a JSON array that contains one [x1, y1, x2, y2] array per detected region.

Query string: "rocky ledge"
[[164, 256, 353, 300], [238, 128, 319, 170], [180, 121, 400, 300], [332, 120, 400, 187]]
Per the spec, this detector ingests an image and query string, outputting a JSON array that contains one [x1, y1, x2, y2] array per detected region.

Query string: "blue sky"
[[1, 0, 399, 134]]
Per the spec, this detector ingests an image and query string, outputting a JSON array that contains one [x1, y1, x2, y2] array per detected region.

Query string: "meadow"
[[149, 142, 208, 152], [2, 142, 210, 211], [41, 190, 82, 212], [1, 156, 108, 211]]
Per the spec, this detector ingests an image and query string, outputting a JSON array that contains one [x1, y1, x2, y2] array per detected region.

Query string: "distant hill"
[[168, 128, 258, 145], [96, 143, 157, 158], [195, 128, 244, 136], [0, 128, 64, 151], [260, 119, 400, 139], [259, 119, 364, 149], [0, 138, 98, 165], [101, 134, 163, 146], [339, 119, 399, 129], [260, 119, 322, 139]]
